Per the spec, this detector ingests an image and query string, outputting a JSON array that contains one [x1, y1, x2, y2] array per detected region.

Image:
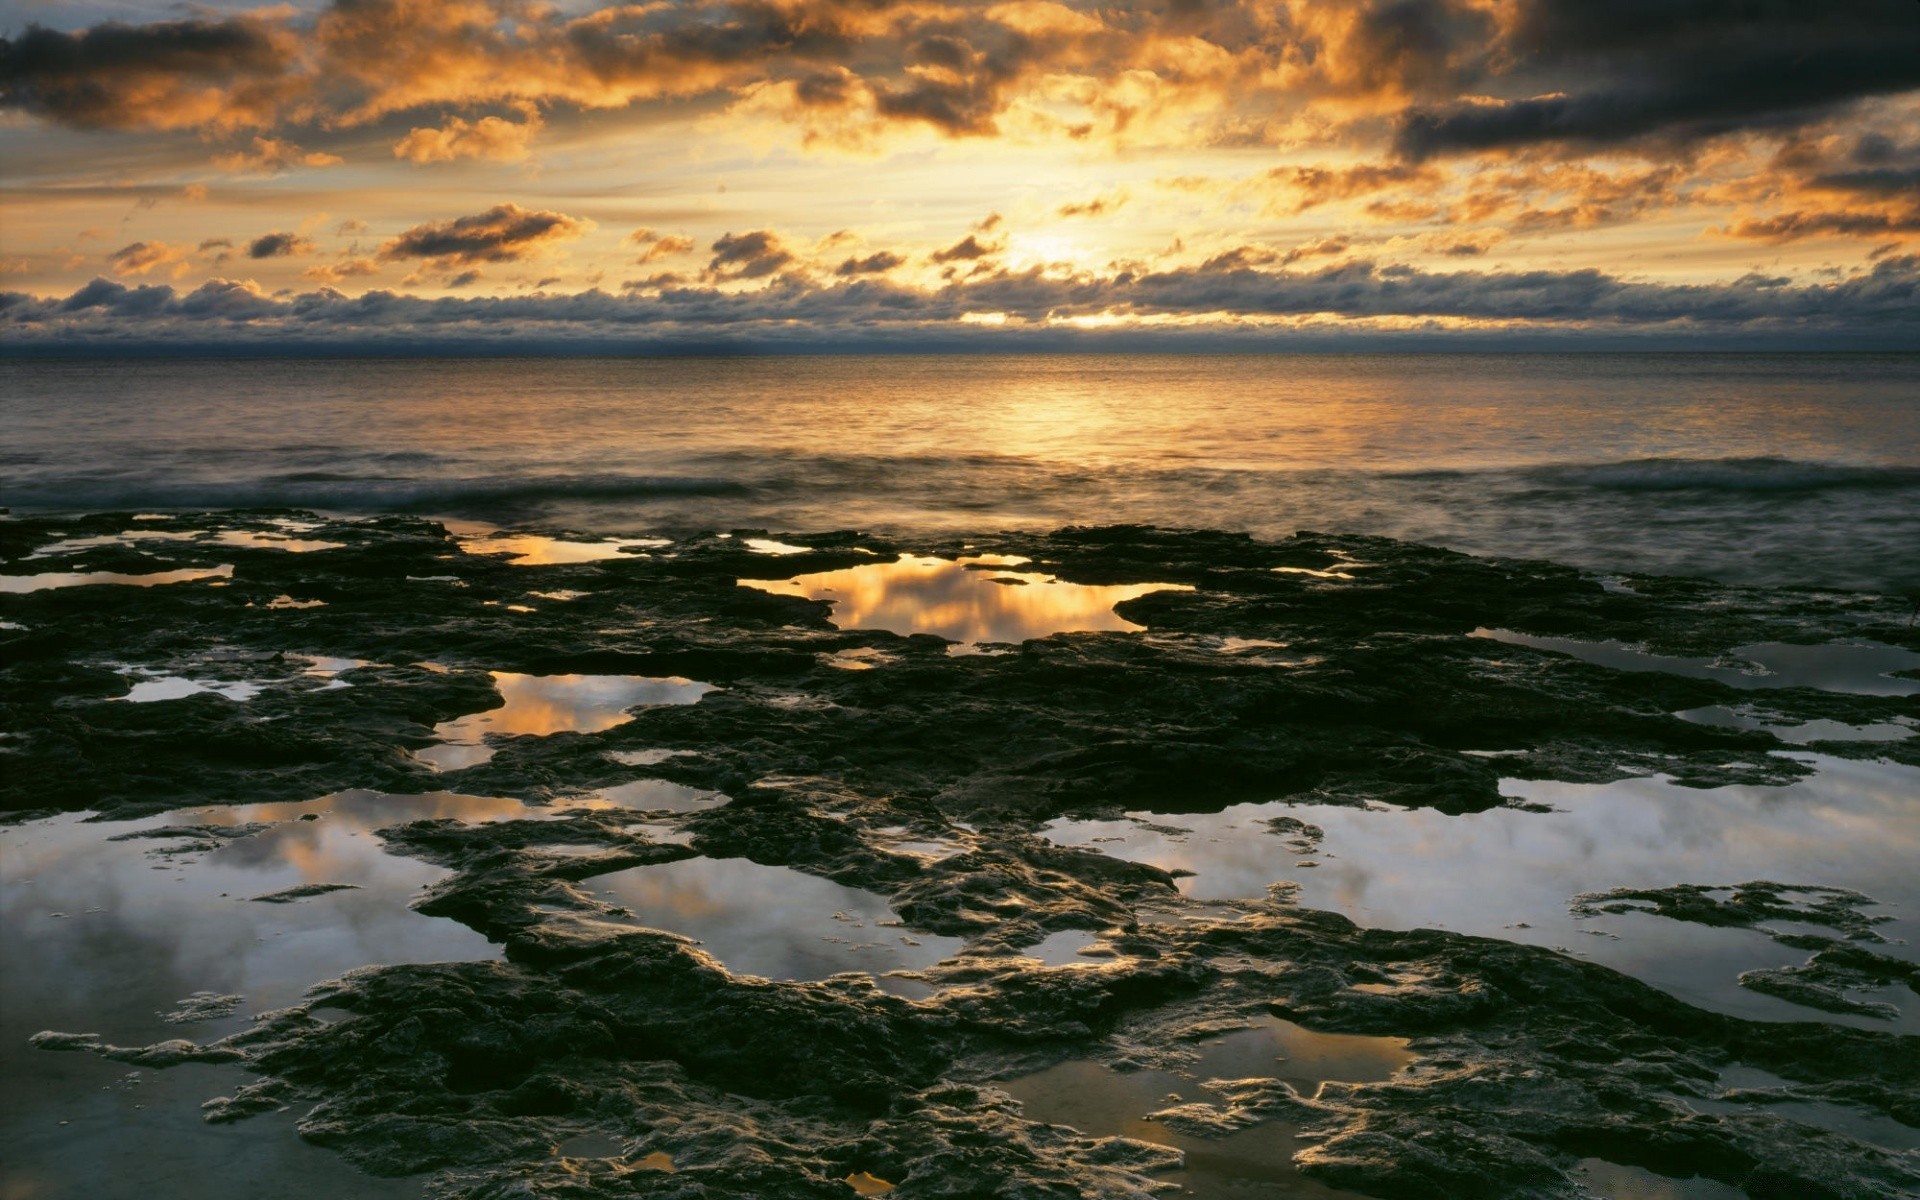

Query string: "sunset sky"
[[3, 0, 1917, 350]]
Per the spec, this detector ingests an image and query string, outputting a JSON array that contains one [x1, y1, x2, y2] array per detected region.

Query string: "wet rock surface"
[[4, 512, 1918, 1198]]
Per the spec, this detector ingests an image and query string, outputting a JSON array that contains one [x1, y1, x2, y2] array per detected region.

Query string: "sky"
[[2, 0, 1918, 350]]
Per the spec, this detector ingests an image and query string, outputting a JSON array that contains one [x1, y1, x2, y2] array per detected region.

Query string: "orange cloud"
[[105, 240, 192, 277], [393, 109, 543, 164], [212, 136, 343, 174]]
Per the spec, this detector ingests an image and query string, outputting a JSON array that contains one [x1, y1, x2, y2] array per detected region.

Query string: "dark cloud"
[[1809, 167, 1920, 198], [834, 251, 904, 276], [1393, 0, 1920, 159], [930, 235, 997, 264], [707, 230, 794, 278], [8, 256, 1915, 352], [1722, 211, 1920, 242], [248, 232, 315, 258], [0, 18, 294, 130], [381, 203, 591, 265]]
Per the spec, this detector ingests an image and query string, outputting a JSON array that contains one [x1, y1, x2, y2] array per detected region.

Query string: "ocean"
[[5, 352, 1918, 591]]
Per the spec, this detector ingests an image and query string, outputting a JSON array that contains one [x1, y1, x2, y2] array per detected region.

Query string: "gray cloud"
[[1394, 0, 1920, 159], [6, 255, 1914, 352], [381, 203, 591, 265]]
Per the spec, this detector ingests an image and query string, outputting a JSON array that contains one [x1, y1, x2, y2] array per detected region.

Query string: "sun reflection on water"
[[743, 554, 1190, 647]]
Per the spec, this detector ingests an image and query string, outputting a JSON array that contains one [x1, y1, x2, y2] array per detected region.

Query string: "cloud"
[[1392, 0, 1920, 160], [0, 17, 298, 131], [248, 232, 317, 258], [707, 229, 794, 279], [393, 109, 542, 164], [7, 0, 1915, 176], [105, 241, 189, 277], [1058, 192, 1127, 218], [212, 136, 343, 174], [626, 229, 697, 264], [1720, 210, 1920, 243], [380, 203, 591, 265], [930, 234, 998, 263], [834, 251, 904, 276], [302, 258, 381, 283], [13, 254, 1913, 352]]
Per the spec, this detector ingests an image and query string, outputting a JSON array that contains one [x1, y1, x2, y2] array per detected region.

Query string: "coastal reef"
[[5, 512, 1918, 1198]]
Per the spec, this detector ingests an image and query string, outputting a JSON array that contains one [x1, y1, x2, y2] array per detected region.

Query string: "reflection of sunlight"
[[0, 565, 233, 593], [419, 672, 714, 770], [743, 554, 1190, 646], [455, 527, 669, 566]]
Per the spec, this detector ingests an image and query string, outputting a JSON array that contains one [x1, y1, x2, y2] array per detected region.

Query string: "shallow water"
[[1047, 755, 1920, 1035], [742, 553, 1191, 647], [416, 672, 714, 771], [0, 790, 529, 1199], [1477, 630, 1920, 697], [450, 523, 669, 565], [5, 354, 1918, 591], [1000, 1016, 1412, 1198], [584, 855, 964, 994], [0, 564, 234, 593]]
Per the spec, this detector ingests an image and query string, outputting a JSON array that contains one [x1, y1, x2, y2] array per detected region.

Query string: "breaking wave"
[[1526, 457, 1920, 494]]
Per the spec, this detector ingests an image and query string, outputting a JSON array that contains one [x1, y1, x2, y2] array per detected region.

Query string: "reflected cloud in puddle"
[[117, 672, 264, 704], [1000, 1017, 1408, 1198], [0, 564, 233, 593], [1047, 755, 1920, 1032], [586, 856, 962, 994], [1573, 1159, 1747, 1199], [1475, 629, 1920, 697], [742, 554, 1191, 648], [450, 521, 668, 566], [207, 530, 344, 553], [29, 530, 204, 556], [589, 778, 721, 812], [1676, 705, 1913, 744], [417, 673, 714, 771], [2, 789, 515, 1200]]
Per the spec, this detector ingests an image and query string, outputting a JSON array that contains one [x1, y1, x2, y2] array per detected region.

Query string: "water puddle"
[[2, 789, 524, 1200], [0, 564, 234, 593], [741, 554, 1192, 648], [1573, 1159, 1747, 1199], [587, 778, 721, 811], [1019, 929, 1103, 964], [29, 530, 205, 556], [1000, 1017, 1409, 1198], [1475, 629, 1920, 697], [1047, 755, 1920, 1032], [207, 530, 345, 553], [416, 673, 713, 771], [1686, 1066, 1920, 1153], [553, 1132, 626, 1158], [584, 856, 962, 995], [117, 673, 265, 704], [450, 522, 669, 566], [607, 748, 690, 766], [1675, 705, 1913, 744]]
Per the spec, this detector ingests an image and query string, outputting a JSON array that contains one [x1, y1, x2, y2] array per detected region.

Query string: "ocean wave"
[[0, 472, 752, 515], [1523, 457, 1920, 493]]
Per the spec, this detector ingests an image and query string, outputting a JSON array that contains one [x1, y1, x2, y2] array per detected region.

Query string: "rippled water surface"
[[5, 353, 1917, 589]]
